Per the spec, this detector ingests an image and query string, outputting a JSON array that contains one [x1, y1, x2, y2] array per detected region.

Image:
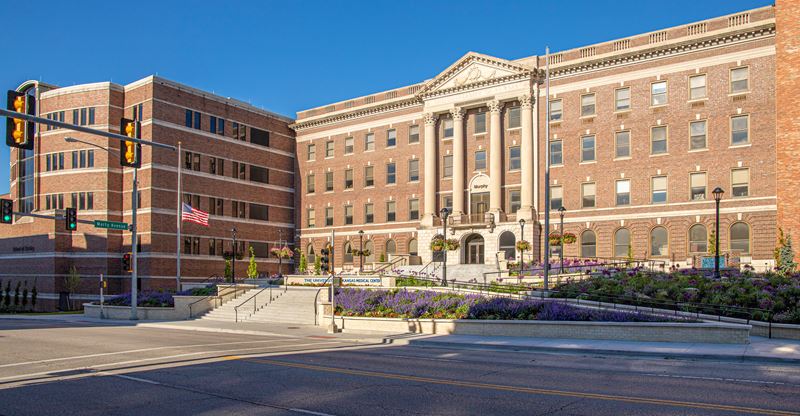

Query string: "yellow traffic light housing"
[[119, 118, 141, 168], [6, 91, 35, 150]]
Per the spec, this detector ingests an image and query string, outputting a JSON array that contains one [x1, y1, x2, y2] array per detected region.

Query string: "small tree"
[[626, 244, 634, 265], [778, 233, 797, 275], [224, 259, 233, 282], [298, 252, 307, 274], [314, 254, 321, 275], [247, 246, 259, 279], [13, 281, 20, 309], [64, 266, 81, 310], [31, 282, 38, 311], [379, 252, 386, 263], [3, 280, 11, 309], [21, 281, 28, 310], [708, 231, 717, 256]]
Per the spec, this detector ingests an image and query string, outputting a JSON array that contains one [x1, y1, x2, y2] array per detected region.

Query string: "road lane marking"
[[0, 341, 346, 385], [244, 358, 799, 416], [0, 339, 297, 369], [112, 374, 161, 385], [642, 372, 788, 386]]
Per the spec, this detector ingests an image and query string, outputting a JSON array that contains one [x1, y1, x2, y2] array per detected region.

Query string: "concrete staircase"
[[246, 287, 319, 325], [196, 287, 271, 322]]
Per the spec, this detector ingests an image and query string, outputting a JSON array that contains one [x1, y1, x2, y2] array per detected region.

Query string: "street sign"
[[93, 220, 128, 230]]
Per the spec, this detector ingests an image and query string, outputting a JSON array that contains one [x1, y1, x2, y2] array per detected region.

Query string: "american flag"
[[182, 202, 209, 226]]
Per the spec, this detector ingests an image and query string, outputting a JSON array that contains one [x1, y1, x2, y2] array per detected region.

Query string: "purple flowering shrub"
[[335, 288, 688, 322], [105, 291, 175, 307]]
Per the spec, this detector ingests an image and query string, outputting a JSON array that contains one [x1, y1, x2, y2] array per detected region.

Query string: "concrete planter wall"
[[286, 275, 395, 287], [327, 315, 751, 344]]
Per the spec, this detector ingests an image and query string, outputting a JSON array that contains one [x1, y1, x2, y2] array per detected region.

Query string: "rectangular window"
[[325, 141, 334, 158], [232, 200, 246, 218], [87, 150, 94, 168], [72, 109, 79, 125], [217, 118, 225, 136], [475, 150, 487, 170], [184, 151, 201, 171], [732, 168, 749, 197], [580, 94, 596, 117], [616, 180, 630, 206], [306, 173, 315, 193], [233, 122, 247, 140], [442, 196, 452, 213], [443, 118, 454, 138], [344, 169, 353, 189], [344, 137, 354, 154], [79, 150, 86, 168], [325, 207, 334, 226], [730, 67, 749, 94], [193, 111, 201, 129], [651, 81, 667, 106], [386, 201, 396, 222], [364, 204, 374, 224], [307, 209, 315, 228], [250, 128, 269, 146], [443, 155, 453, 178], [615, 131, 630, 158], [550, 186, 563, 210], [209, 157, 223, 175], [387, 129, 396, 148], [185, 110, 192, 127], [325, 171, 334, 192], [249, 166, 269, 184], [364, 166, 374, 187], [651, 126, 668, 155], [344, 205, 353, 225], [509, 190, 521, 214], [307, 144, 316, 161], [731, 115, 749, 145], [133, 103, 144, 121], [365, 133, 375, 151], [474, 112, 486, 133], [232, 161, 246, 180], [690, 172, 707, 201], [690, 120, 707, 150], [508, 106, 521, 128], [80, 108, 87, 126], [582, 183, 596, 208], [409, 125, 420, 143], [550, 140, 563, 165], [88, 107, 95, 125], [408, 159, 419, 182], [549, 100, 562, 122], [409, 199, 419, 220], [615, 88, 631, 111], [581, 135, 596, 162], [210, 116, 217, 134], [652, 176, 667, 203], [386, 163, 396, 184], [689, 74, 707, 100], [508, 146, 521, 171]]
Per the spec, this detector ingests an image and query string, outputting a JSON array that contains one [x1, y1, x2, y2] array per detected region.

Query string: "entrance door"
[[470, 192, 489, 222], [464, 234, 485, 264]]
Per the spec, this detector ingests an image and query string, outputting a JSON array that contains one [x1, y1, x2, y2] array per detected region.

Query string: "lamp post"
[[712, 187, 724, 278], [440, 207, 450, 287], [518, 218, 526, 277], [358, 230, 365, 273], [558, 206, 566, 274], [231, 227, 238, 285]]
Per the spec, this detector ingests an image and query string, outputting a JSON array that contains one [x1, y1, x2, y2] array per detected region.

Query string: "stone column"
[[519, 94, 534, 219], [451, 107, 465, 217], [422, 112, 438, 226], [488, 100, 503, 215]]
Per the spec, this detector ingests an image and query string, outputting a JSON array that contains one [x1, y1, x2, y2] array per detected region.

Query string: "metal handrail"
[[233, 284, 285, 322], [375, 255, 408, 275], [187, 284, 249, 318]]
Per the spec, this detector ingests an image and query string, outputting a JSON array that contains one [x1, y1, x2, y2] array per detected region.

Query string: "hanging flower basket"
[[562, 233, 577, 245], [549, 234, 562, 246], [445, 238, 460, 251], [270, 246, 293, 259], [516, 240, 531, 251]]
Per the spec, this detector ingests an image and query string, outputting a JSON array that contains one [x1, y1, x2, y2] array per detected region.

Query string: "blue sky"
[[0, 0, 772, 194]]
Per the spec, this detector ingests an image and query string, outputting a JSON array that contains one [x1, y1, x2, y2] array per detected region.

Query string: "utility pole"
[[130, 166, 139, 320]]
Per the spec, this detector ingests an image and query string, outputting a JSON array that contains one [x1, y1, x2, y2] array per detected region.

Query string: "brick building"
[[0, 76, 295, 309], [293, 5, 780, 272]]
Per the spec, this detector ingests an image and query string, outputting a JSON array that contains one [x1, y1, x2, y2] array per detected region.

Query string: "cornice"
[[291, 97, 423, 132], [551, 22, 775, 78], [415, 52, 536, 97]]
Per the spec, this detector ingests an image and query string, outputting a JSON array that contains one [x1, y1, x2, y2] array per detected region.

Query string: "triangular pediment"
[[417, 52, 533, 97]]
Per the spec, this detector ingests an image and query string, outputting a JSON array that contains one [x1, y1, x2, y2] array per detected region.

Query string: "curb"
[[407, 339, 800, 365]]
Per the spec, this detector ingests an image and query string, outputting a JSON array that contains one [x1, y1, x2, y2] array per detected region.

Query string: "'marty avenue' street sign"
[[93, 220, 128, 230]]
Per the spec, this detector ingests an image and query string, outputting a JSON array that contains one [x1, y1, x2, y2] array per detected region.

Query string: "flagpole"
[[543, 47, 551, 293], [176, 141, 182, 291]]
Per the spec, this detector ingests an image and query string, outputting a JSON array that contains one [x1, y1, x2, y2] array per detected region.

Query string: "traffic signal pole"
[[130, 167, 139, 320]]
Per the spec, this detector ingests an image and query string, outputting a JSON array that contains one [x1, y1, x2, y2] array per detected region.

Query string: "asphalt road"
[[1, 318, 799, 416]]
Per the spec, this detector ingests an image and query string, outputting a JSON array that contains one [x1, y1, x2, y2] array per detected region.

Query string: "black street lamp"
[[440, 207, 450, 287], [231, 227, 238, 285], [358, 230, 365, 273], [713, 187, 724, 278], [558, 206, 566, 274], [518, 218, 526, 277]]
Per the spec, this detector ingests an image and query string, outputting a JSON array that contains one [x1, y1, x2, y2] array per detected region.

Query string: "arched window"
[[364, 240, 375, 263], [343, 241, 353, 263], [306, 244, 315, 263], [385, 239, 396, 256], [408, 238, 418, 256], [650, 226, 668, 257], [614, 228, 630, 258], [688, 224, 707, 254], [498, 231, 516, 261], [581, 230, 596, 258], [730, 222, 750, 254], [549, 231, 561, 258]]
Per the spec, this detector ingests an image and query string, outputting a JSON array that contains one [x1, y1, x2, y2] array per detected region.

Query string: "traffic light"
[[0, 199, 12, 224], [122, 252, 132, 272], [119, 118, 142, 168], [65, 208, 77, 231], [320, 247, 330, 274], [6, 91, 35, 150]]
